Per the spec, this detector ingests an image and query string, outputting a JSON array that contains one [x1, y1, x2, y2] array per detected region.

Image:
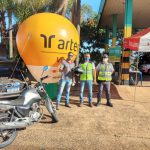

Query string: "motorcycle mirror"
[[41, 66, 48, 77], [43, 66, 48, 71]]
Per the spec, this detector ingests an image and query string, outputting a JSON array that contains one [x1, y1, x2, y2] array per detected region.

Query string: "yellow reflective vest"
[[80, 62, 93, 81], [98, 63, 112, 81]]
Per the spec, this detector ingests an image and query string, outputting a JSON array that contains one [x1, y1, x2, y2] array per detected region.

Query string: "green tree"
[[66, 2, 105, 63], [0, 0, 69, 59], [54, 0, 69, 16], [7, 0, 16, 58], [0, 0, 15, 58], [13, 0, 53, 23], [0, 0, 8, 45], [0, 0, 73, 60], [13, 0, 69, 23], [66, 1, 96, 23], [80, 3, 96, 22], [80, 17, 105, 63]]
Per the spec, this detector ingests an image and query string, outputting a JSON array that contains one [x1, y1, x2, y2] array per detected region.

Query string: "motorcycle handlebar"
[[40, 75, 49, 81]]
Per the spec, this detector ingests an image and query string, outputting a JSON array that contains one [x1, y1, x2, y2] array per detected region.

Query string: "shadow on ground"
[[65, 83, 123, 100]]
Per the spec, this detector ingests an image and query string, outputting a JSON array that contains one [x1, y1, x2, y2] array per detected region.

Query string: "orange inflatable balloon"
[[16, 13, 80, 83]]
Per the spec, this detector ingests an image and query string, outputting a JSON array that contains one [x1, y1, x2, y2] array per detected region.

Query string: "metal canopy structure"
[[98, 0, 150, 29], [97, 0, 150, 85]]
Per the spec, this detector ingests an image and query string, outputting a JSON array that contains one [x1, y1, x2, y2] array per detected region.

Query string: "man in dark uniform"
[[96, 53, 114, 107]]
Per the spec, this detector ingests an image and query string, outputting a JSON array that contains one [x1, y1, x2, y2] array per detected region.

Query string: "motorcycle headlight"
[[37, 86, 44, 92]]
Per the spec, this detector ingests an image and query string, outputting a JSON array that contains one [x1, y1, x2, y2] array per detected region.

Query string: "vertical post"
[[72, 0, 80, 66], [76, 0, 81, 66], [8, 11, 13, 58], [121, 0, 133, 84], [112, 14, 117, 47], [133, 52, 139, 106], [105, 26, 109, 52], [0, 32, 1, 43]]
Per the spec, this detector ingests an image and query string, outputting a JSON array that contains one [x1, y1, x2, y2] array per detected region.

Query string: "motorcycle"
[[0, 66, 58, 148]]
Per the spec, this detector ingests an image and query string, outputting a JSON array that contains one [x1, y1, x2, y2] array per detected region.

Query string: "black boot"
[[79, 102, 83, 107], [106, 100, 113, 107], [96, 99, 101, 107], [65, 102, 71, 108], [89, 102, 93, 107]]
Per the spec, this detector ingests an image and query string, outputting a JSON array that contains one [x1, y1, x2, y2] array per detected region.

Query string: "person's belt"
[[98, 80, 109, 82]]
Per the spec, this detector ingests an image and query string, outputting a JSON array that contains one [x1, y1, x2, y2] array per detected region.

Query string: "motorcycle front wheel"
[[51, 108, 59, 123], [0, 113, 18, 148], [45, 99, 59, 123]]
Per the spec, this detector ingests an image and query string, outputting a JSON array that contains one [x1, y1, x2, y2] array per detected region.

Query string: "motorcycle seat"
[[0, 97, 24, 106]]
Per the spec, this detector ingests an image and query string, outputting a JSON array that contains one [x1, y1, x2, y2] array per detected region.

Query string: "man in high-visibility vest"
[[96, 53, 114, 107], [79, 53, 96, 107]]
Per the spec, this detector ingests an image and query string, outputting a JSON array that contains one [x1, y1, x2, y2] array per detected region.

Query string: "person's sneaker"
[[65, 103, 71, 108], [106, 102, 113, 107], [79, 102, 83, 107], [89, 103, 93, 107], [96, 102, 101, 107], [56, 104, 59, 110]]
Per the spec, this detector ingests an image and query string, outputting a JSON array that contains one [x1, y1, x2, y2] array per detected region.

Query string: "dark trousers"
[[97, 81, 111, 103]]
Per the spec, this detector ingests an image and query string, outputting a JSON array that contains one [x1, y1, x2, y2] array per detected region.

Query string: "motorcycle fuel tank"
[[21, 88, 41, 106]]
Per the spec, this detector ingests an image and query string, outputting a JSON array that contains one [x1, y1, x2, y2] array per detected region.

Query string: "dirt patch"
[[2, 82, 150, 150]]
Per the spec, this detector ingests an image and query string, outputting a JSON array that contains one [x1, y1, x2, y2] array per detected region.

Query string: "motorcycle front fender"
[[45, 99, 54, 114]]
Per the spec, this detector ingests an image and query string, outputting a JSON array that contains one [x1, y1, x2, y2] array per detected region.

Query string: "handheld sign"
[[16, 13, 80, 83]]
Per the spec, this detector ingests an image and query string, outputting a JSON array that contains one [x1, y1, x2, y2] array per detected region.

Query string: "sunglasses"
[[69, 55, 73, 57]]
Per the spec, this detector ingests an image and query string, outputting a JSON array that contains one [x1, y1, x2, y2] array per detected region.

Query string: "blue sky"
[[81, 0, 101, 13]]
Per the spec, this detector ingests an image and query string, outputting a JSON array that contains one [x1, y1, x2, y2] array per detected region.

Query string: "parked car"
[[139, 64, 150, 74], [0, 57, 28, 79], [0, 59, 17, 77], [0, 58, 30, 99]]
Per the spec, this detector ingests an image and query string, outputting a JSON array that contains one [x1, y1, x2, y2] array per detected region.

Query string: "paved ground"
[[2, 76, 150, 150]]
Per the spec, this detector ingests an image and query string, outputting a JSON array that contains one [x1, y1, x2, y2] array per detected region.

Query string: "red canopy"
[[124, 28, 150, 52]]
